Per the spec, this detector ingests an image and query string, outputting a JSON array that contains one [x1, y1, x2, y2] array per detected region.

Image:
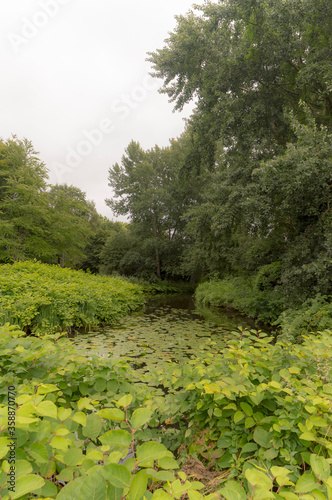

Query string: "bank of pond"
[[1, 261, 332, 499]]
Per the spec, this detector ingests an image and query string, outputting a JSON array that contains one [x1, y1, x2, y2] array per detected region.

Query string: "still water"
[[70, 295, 260, 372]]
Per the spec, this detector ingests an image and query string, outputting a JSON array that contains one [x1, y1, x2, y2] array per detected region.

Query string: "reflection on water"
[[69, 294, 260, 372]]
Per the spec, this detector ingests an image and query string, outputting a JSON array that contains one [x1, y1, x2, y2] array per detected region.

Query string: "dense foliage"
[[1, 0, 331, 327], [1, 323, 332, 499], [1, 1, 332, 498], [0, 261, 144, 333], [0, 137, 99, 268], [103, 0, 332, 325], [106, 134, 201, 281]]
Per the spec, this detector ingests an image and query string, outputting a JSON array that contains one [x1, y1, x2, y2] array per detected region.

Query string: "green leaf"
[[0, 437, 12, 460], [15, 460, 33, 479], [253, 428, 272, 448], [154, 471, 176, 482], [188, 492, 204, 500], [295, 474, 319, 493], [279, 369, 291, 380], [95, 378, 107, 392], [264, 448, 279, 460], [241, 442, 258, 454], [79, 470, 107, 500], [97, 408, 125, 421], [240, 402, 253, 416], [136, 442, 169, 466], [245, 468, 272, 490], [71, 411, 87, 426], [83, 413, 102, 440], [277, 492, 298, 499], [249, 392, 265, 405], [102, 464, 131, 488], [310, 416, 328, 428], [128, 471, 148, 500], [269, 381, 282, 390], [56, 477, 85, 500], [63, 448, 84, 466], [79, 382, 89, 396], [37, 383, 60, 395], [234, 411, 245, 423], [28, 442, 49, 464], [224, 403, 237, 411], [245, 417, 255, 429], [131, 407, 153, 429], [58, 407, 72, 421], [270, 467, 291, 478], [300, 432, 317, 442], [57, 468, 74, 482], [86, 449, 104, 461], [310, 455, 330, 480], [220, 480, 246, 500], [151, 491, 173, 499], [252, 487, 275, 499], [117, 394, 133, 408], [99, 429, 132, 449], [106, 483, 124, 500], [11, 474, 45, 500], [33, 478, 58, 498], [49, 435, 71, 451], [16, 403, 34, 417], [77, 398, 94, 411], [310, 490, 327, 500], [157, 456, 179, 469], [34, 400, 57, 419]]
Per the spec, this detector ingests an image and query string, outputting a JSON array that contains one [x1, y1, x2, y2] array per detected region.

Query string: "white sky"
[[0, 0, 202, 218]]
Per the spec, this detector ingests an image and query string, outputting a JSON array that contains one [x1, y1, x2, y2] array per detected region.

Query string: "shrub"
[[0, 324, 217, 500], [1, 324, 332, 498], [0, 261, 144, 333], [276, 294, 332, 340], [195, 275, 283, 323], [157, 328, 332, 491]]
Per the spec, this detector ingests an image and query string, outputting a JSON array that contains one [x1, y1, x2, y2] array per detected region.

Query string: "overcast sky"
[[0, 0, 202, 218]]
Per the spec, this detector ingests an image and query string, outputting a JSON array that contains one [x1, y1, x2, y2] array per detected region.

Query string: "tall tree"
[[0, 136, 51, 262], [148, 0, 332, 290], [47, 184, 98, 267], [106, 132, 201, 279]]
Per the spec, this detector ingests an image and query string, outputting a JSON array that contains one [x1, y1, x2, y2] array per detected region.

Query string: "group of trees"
[[105, 0, 332, 311], [105, 134, 202, 280], [0, 136, 99, 267], [1, 0, 331, 318]]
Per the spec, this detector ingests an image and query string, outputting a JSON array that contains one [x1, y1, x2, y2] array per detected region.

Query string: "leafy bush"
[[0, 324, 217, 500], [156, 328, 332, 497], [195, 275, 283, 323], [0, 261, 144, 333], [276, 294, 332, 340], [0, 326, 332, 500], [2, 323, 332, 499]]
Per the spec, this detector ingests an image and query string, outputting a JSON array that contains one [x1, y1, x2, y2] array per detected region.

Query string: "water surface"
[[70, 295, 257, 372]]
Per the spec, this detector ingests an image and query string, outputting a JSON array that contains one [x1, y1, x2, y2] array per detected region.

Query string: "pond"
[[69, 294, 262, 374]]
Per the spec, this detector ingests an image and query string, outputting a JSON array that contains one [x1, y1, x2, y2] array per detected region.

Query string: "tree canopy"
[[0, 136, 100, 268]]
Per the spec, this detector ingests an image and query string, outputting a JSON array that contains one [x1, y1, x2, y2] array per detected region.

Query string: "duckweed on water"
[[70, 301, 254, 374]]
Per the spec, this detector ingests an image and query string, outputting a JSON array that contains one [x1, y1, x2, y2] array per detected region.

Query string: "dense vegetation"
[[1, 0, 332, 497], [1, 324, 332, 499], [1, 0, 332, 327], [0, 261, 144, 333]]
